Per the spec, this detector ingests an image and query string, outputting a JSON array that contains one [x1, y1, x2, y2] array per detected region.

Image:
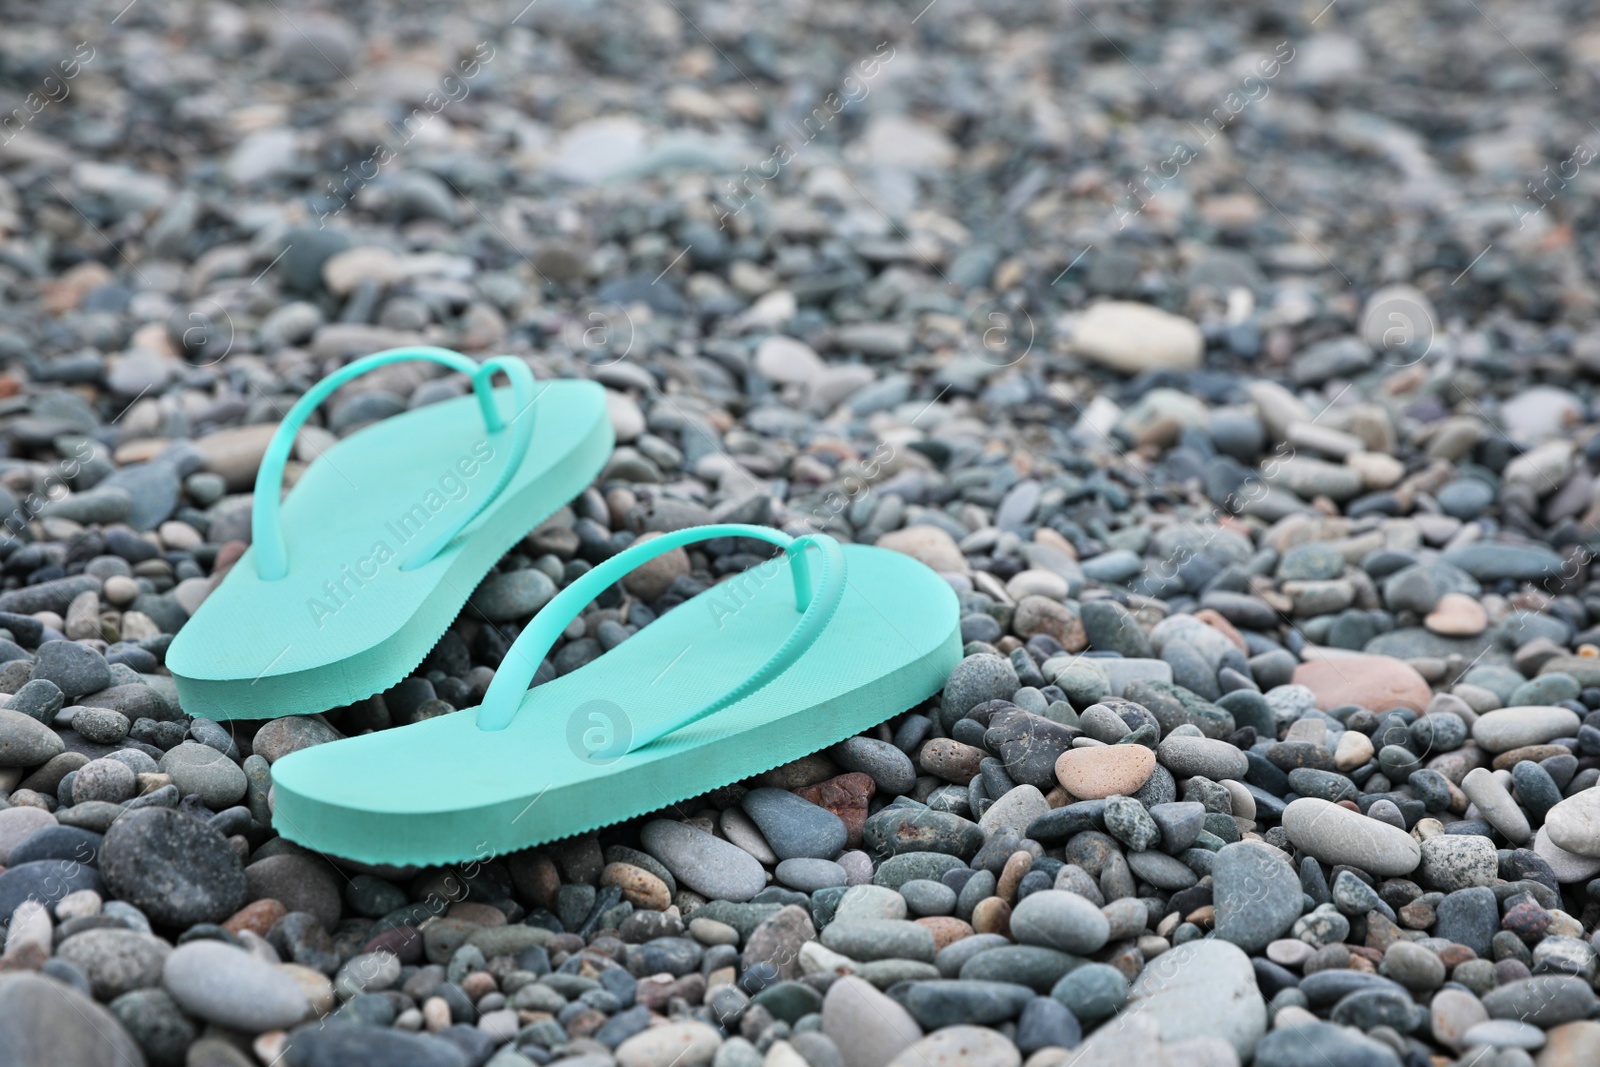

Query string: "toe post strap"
[[475, 524, 846, 738], [251, 346, 537, 581]]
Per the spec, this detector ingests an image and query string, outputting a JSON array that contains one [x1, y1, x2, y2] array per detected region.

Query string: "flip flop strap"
[[475, 523, 847, 744], [251, 346, 537, 581]]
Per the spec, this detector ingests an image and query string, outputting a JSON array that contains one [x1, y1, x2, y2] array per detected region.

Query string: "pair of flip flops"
[[167, 346, 961, 865]]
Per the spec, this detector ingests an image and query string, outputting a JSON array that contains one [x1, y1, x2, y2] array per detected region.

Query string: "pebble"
[[885, 1025, 1021, 1067], [1072, 302, 1204, 374], [0, 708, 66, 767], [1418, 835, 1499, 890], [32, 641, 112, 700], [1473, 707, 1583, 753], [0, 972, 148, 1067], [1252, 1021, 1402, 1066], [58, 928, 172, 999], [878, 527, 968, 575], [1463, 1020, 1547, 1050], [1543, 787, 1600, 858], [1281, 798, 1421, 876], [162, 940, 309, 1031], [1426, 593, 1488, 636], [1008, 890, 1111, 955], [1119, 940, 1267, 1057], [1290, 654, 1432, 713], [615, 1021, 722, 1067], [1212, 840, 1301, 951], [1460, 767, 1532, 843], [0, 807, 57, 863], [159, 741, 248, 808], [742, 788, 848, 860], [1155, 735, 1248, 780], [98, 808, 248, 926], [822, 976, 923, 1067], [1054, 745, 1156, 799]]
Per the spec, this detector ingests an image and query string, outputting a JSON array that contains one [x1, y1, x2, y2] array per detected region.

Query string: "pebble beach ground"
[[6, 1, 1600, 1066]]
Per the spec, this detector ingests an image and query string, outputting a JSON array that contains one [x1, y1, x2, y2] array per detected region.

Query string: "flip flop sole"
[[167, 380, 612, 721], [269, 543, 961, 865]]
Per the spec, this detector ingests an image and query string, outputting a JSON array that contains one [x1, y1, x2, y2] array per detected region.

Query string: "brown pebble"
[[1424, 593, 1487, 636], [460, 971, 497, 1000], [601, 862, 671, 911], [1364, 913, 1405, 951], [996, 852, 1032, 903], [916, 916, 974, 952], [564, 1008, 609, 1038], [509, 852, 561, 912], [448, 902, 507, 927], [917, 739, 986, 784], [635, 976, 676, 1011], [0, 942, 47, 972], [1106, 945, 1144, 983], [1304, 943, 1351, 973], [224, 898, 287, 938], [793, 772, 876, 849], [1054, 745, 1156, 800], [1539, 1021, 1600, 1067], [971, 897, 1011, 937], [1492, 745, 1571, 770]]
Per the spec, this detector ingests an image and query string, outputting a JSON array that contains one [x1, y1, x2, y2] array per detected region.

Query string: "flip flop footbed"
[[269, 543, 960, 865], [167, 380, 612, 721]]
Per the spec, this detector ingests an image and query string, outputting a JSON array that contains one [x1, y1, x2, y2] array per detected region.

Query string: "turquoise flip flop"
[[166, 346, 613, 721], [268, 523, 961, 865]]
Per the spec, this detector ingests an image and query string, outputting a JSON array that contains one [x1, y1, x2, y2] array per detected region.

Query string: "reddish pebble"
[[916, 916, 974, 951], [224, 899, 286, 938], [995, 852, 1032, 904], [794, 772, 876, 849]]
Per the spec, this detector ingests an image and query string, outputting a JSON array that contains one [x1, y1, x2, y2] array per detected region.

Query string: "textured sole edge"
[[271, 620, 963, 867]]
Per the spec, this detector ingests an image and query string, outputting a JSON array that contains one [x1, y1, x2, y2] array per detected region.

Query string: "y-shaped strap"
[[252, 346, 537, 581], [475, 523, 847, 749]]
